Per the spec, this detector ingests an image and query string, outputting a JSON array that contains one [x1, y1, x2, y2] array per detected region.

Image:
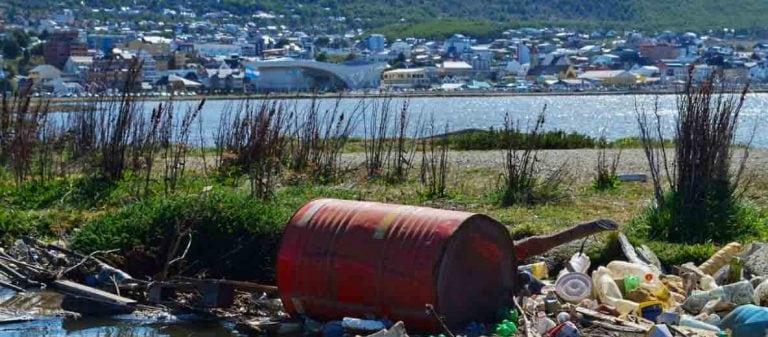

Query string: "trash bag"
[[720, 305, 768, 337]]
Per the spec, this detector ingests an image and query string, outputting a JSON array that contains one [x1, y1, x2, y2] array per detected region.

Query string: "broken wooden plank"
[[52, 280, 137, 306], [575, 306, 651, 332], [175, 277, 278, 294]]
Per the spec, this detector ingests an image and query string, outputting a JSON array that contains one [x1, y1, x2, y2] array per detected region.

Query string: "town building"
[[381, 68, 430, 89], [44, 31, 88, 69]]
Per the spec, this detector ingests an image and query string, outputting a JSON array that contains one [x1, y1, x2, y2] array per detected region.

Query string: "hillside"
[[8, 0, 768, 37]]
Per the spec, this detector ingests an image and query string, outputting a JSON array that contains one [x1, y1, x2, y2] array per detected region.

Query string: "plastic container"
[[544, 291, 561, 314], [592, 267, 638, 315], [520, 262, 549, 280], [568, 253, 590, 273], [555, 272, 593, 304], [699, 242, 742, 275], [606, 261, 659, 286], [637, 301, 663, 322]]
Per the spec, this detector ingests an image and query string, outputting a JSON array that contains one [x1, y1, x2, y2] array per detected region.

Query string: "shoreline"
[[35, 88, 748, 105], [39, 86, 768, 105]]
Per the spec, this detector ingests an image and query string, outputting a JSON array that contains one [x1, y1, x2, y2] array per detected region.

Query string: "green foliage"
[[13, 0, 768, 33], [448, 129, 596, 151], [592, 174, 620, 191], [0, 177, 116, 210], [374, 20, 502, 40], [629, 194, 768, 244], [70, 185, 359, 282]]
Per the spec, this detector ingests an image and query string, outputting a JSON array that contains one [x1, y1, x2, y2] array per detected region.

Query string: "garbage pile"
[[0, 236, 286, 333], [509, 235, 768, 337]]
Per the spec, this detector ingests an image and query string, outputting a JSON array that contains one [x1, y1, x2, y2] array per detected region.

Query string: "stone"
[[742, 243, 768, 277]]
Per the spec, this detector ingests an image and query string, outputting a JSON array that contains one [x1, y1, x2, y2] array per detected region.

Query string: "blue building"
[[365, 34, 386, 52], [87, 34, 128, 55]]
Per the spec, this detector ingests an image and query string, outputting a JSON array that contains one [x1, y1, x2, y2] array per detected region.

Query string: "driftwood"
[[514, 219, 619, 260], [575, 307, 650, 332], [53, 280, 137, 306]]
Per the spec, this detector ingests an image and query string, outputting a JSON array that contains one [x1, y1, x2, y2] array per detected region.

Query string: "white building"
[[444, 34, 472, 55], [390, 40, 412, 58]]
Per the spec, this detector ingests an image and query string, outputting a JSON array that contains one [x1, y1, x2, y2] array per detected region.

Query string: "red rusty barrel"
[[277, 199, 516, 332]]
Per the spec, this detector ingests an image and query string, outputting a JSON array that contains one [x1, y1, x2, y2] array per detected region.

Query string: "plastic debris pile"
[[510, 236, 768, 337]]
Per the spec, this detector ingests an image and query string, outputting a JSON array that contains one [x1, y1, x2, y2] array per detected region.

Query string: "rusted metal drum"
[[277, 199, 516, 332]]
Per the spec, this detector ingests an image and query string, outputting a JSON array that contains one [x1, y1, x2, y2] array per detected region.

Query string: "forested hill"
[[9, 0, 768, 36]]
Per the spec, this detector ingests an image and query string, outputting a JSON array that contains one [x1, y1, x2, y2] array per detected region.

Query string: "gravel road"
[[341, 148, 768, 182]]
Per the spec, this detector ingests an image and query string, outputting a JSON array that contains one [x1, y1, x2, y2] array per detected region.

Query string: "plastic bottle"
[[535, 311, 556, 335], [699, 242, 742, 275], [592, 266, 639, 315], [520, 262, 549, 280]]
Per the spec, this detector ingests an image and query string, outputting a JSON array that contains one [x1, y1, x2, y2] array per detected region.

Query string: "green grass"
[[3, 154, 768, 281]]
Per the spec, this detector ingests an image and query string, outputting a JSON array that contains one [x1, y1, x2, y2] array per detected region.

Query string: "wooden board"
[[52, 280, 136, 305]]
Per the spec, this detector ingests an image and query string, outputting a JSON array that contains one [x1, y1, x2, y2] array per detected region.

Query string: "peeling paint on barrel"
[[277, 199, 516, 332]]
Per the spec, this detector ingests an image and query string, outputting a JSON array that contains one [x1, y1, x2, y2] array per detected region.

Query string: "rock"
[[742, 243, 768, 277]]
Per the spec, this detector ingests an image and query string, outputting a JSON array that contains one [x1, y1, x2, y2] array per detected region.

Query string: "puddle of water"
[[0, 289, 242, 337]]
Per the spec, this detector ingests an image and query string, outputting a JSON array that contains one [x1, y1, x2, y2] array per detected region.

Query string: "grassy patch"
[[69, 184, 360, 283]]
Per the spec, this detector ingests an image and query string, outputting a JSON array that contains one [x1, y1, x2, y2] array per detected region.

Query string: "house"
[[204, 63, 245, 92], [62, 56, 94, 80], [29, 65, 62, 88], [381, 68, 430, 89], [525, 65, 577, 81], [438, 61, 474, 79], [638, 43, 680, 62], [155, 74, 203, 93], [579, 70, 639, 86], [390, 40, 411, 58]]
